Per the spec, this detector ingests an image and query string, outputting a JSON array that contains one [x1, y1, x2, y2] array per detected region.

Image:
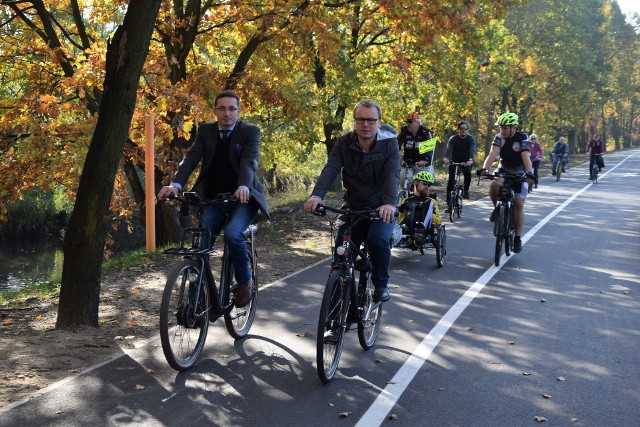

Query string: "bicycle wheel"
[[556, 162, 561, 182], [448, 191, 456, 222], [592, 165, 598, 183], [494, 205, 504, 266], [160, 259, 210, 371], [357, 269, 383, 350], [456, 189, 463, 219], [435, 225, 446, 268], [504, 205, 512, 257], [224, 241, 258, 339], [317, 269, 348, 383]]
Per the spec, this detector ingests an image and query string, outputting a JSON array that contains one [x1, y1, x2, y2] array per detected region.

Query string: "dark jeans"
[[335, 218, 395, 289], [201, 200, 258, 284], [532, 160, 540, 183], [446, 164, 471, 204]]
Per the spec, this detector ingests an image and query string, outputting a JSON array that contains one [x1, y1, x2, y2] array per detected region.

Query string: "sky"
[[616, 0, 640, 17]]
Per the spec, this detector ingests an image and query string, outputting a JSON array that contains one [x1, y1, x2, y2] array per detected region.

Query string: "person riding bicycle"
[[398, 112, 434, 169], [157, 90, 270, 308], [304, 99, 400, 302], [478, 112, 535, 254], [551, 136, 569, 175], [398, 171, 442, 246], [587, 133, 605, 179], [529, 134, 544, 188], [443, 120, 476, 208]]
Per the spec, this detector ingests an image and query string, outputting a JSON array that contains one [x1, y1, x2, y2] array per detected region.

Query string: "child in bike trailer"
[[397, 171, 442, 246]]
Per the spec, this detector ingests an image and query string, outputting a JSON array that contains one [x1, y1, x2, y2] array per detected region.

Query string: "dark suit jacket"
[[173, 120, 270, 219]]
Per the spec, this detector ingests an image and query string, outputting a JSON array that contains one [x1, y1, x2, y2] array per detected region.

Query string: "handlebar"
[[476, 170, 526, 183], [163, 192, 239, 207], [314, 204, 380, 220]]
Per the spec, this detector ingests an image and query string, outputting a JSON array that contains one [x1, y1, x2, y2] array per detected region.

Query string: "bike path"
[[1, 150, 638, 426]]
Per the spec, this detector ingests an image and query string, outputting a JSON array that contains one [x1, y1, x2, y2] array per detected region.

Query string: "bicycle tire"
[[456, 189, 463, 219], [592, 165, 598, 183], [436, 225, 446, 268], [357, 268, 383, 350], [160, 258, 210, 371], [224, 241, 258, 339], [494, 205, 504, 266], [317, 269, 348, 383], [448, 191, 456, 222], [504, 205, 512, 257], [556, 162, 561, 182]]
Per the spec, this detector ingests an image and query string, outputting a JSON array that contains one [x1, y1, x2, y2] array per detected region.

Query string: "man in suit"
[[158, 90, 269, 307]]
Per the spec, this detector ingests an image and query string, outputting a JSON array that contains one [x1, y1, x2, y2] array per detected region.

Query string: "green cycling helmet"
[[495, 112, 519, 126], [414, 170, 434, 184]]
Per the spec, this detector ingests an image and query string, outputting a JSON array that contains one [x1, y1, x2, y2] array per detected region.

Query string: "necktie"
[[220, 129, 230, 142]]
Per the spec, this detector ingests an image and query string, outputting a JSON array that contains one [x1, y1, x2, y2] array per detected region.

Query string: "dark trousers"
[[446, 164, 471, 204]]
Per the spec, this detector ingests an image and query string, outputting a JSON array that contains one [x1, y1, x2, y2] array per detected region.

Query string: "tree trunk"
[[56, 0, 162, 328]]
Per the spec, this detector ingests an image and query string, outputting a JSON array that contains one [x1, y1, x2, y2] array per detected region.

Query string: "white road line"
[[356, 151, 639, 427]]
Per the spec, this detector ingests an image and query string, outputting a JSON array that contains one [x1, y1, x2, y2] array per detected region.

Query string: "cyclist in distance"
[[304, 99, 400, 302], [443, 120, 476, 208], [529, 134, 544, 188], [478, 112, 535, 254], [157, 90, 270, 308], [398, 112, 434, 168], [551, 136, 569, 175], [587, 133, 605, 179]]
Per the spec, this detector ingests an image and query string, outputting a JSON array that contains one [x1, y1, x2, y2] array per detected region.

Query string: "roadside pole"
[[145, 114, 156, 252]]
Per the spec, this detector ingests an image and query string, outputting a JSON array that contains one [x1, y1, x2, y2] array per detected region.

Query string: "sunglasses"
[[459, 127, 468, 131]]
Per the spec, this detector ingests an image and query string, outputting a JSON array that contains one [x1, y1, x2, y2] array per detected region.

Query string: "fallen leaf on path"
[[533, 415, 547, 422], [135, 384, 145, 390], [542, 394, 551, 399], [2, 318, 14, 326], [522, 372, 531, 376], [339, 412, 351, 418], [557, 376, 566, 382], [388, 414, 398, 420], [295, 331, 312, 337], [540, 298, 547, 302]]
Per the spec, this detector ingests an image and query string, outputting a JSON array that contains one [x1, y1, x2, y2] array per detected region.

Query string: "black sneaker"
[[373, 287, 390, 302], [323, 330, 338, 344], [562, 167, 566, 173], [489, 209, 496, 222], [513, 236, 522, 253], [234, 281, 254, 308]]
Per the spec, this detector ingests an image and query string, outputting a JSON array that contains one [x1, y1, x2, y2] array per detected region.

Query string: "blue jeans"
[[336, 218, 395, 289], [552, 154, 567, 173], [201, 201, 258, 284]]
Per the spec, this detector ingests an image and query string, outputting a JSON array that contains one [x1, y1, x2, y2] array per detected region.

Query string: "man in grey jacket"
[[304, 99, 400, 301], [158, 90, 269, 307]]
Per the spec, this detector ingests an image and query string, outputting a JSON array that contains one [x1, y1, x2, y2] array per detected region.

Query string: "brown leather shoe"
[[234, 281, 253, 308]]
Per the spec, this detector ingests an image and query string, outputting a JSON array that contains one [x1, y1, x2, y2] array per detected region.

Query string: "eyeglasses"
[[531, 137, 537, 140], [406, 119, 417, 124], [354, 118, 379, 125], [214, 106, 239, 113], [459, 127, 468, 131]]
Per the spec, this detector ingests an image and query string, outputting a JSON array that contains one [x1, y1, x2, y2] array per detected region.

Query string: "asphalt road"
[[1, 149, 639, 427]]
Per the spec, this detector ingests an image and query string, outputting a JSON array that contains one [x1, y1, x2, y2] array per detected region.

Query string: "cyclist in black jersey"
[[478, 113, 535, 254]]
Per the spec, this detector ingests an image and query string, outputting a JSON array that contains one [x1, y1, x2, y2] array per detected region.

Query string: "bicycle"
[[551, 153, 566, 182], [159, 192, 258, 371], [313, 204, 385, 383], [480, 172, 523, 266], [447, 162, 466, 222], [590, 153, 602, 183]]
